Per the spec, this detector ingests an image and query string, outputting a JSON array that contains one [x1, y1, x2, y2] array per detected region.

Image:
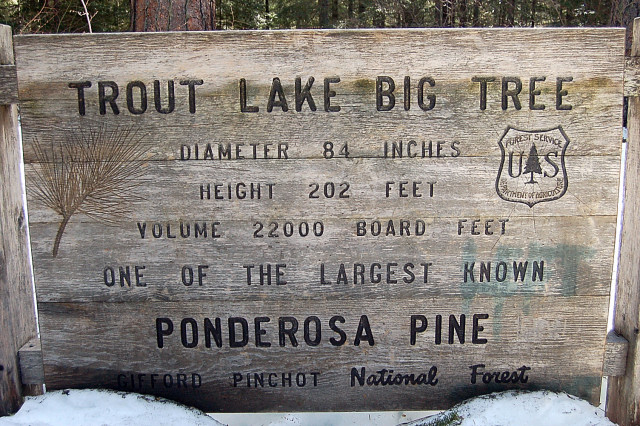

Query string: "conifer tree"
[[523, 143, 542, 184]]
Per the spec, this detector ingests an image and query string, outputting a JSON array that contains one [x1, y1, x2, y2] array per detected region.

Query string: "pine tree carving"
[[29, 126, 148, 257], [523, 143, 542, 184]]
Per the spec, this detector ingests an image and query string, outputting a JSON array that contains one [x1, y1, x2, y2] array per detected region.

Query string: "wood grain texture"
[[0, 65, 18, 105], [607, 17, 640, 426], [38, 296, 608, 412], [18, 338, 44, 385], [27, 215, 615, 302], [625, 56, 640, 97], [604, 331, 629, 377], [14, 28, 624, 412], [23, 156, 621, 224], [14, 29, 625, 162], [0, 25, 41, 416]]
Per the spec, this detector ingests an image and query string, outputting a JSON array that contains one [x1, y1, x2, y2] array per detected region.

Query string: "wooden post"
[[607, 17, 640, 426], [0, 24, 41, 416]]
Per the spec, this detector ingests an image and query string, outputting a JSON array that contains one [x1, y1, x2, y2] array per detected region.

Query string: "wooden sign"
[[15, 28, 624, 412]]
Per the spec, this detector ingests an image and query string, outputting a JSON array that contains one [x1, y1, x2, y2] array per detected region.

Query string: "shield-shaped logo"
[[496, 126, 569, 207]]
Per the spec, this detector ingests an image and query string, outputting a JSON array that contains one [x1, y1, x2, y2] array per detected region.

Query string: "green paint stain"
[[460, 240, 597, 338]]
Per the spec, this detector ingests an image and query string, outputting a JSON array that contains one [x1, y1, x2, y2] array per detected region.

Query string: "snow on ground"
[[0, 389, 221, 426], [403, 390, 614, 426], [0, 389, 615, 426]]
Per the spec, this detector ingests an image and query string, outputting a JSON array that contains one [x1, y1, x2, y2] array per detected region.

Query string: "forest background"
[[0, 0, 638, 44]]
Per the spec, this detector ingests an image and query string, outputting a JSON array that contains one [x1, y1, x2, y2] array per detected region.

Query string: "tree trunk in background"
[[472, 0, 480, 26], [131, 0, 216, 31], [319, 0, 329, 27], [458, 0, 467, 27], [265, 0, 270, 29], [530, 0, 536, 27], [357, 0, 366, 27], [506, 0, 516, 26], [610, 0, 640, 53], [440, 0, 452, 27], [331, 0, 339, 25]]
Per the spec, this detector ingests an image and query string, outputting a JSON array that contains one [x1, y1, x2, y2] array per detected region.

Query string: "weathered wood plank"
[[607, 17, 640, 426], [18, 338, 44, 385], [17, 107, 624, 160], [38, 296, 609, 412], [23, 156, 622, 225], [0, 24, 41, 416], [624, 56, 640, 97], [14, 30, 625, 161], [15, 29, 624, 412], [604, 331, 629, 377], [0, 65, 18, 105], [27, 215, 615, 302]]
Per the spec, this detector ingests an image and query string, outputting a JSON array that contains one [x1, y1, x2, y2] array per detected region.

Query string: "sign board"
[[15, 28, 624, 412]]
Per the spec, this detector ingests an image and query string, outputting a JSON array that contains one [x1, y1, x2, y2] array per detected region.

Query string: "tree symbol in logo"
[[523, 143, 542, 184]]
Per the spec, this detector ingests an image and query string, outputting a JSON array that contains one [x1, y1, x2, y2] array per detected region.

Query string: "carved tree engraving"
[[523, 143, 542, 184], [29, 126, 147, 257]]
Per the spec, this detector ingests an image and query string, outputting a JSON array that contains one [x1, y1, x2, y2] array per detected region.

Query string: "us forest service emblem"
[[496, 126, 569, 207]]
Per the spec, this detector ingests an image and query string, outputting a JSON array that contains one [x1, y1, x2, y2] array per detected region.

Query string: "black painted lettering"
[[103, 267, 115, 287], [204, 317, 222, 348], [403, 262, 415, 283], [410, 315, 427, 345], [179, 79, 203, 113], [464, 262, 475, 282], [126, 81, 147, 114], [417, 77, 436, 111], [544, 152, 560, 177], [181, 318, 198, 348], [469, 364, 484, 384], [229, 317, 249, 348], [448, 314, 465, 344], [98, 81, 119, 115], [195, 222, 207, 238], [135, 265, 146, 287], [254, 317, 271, 347], [182, 266, 194, 286], [370, 263, 382, 283], [354, 315, 375, 346], [239, 78, 259, 112], [267, 77, 289, 112], [472, 313, 489, 344], [501, 77, 522, 110], [513, 261, 528, 281], [324, 77, 341, 112], [295, 76, 317, 111], [119, 266, 131, 287], [351, 367, 365, 386], [304, 316, 322, 346], [532, 260, 544, 281], [529, 76, 546, 110], [479, 262, 490, 282], [154, 80, 175, 114], [156, 318, 173, 348], [471, 76, 495, 110], [376, 76, 395, 111], [69, 81, 91, 115], [403, 76, 410, 110], [457, 219, 467, 235], [435, 314, 442, 345], [279, 317, 299, 347], [329, 316, 347, 346], [556, 77, 573, 110], [496, 262, 507, 282], [421, 262, 432, 283]]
